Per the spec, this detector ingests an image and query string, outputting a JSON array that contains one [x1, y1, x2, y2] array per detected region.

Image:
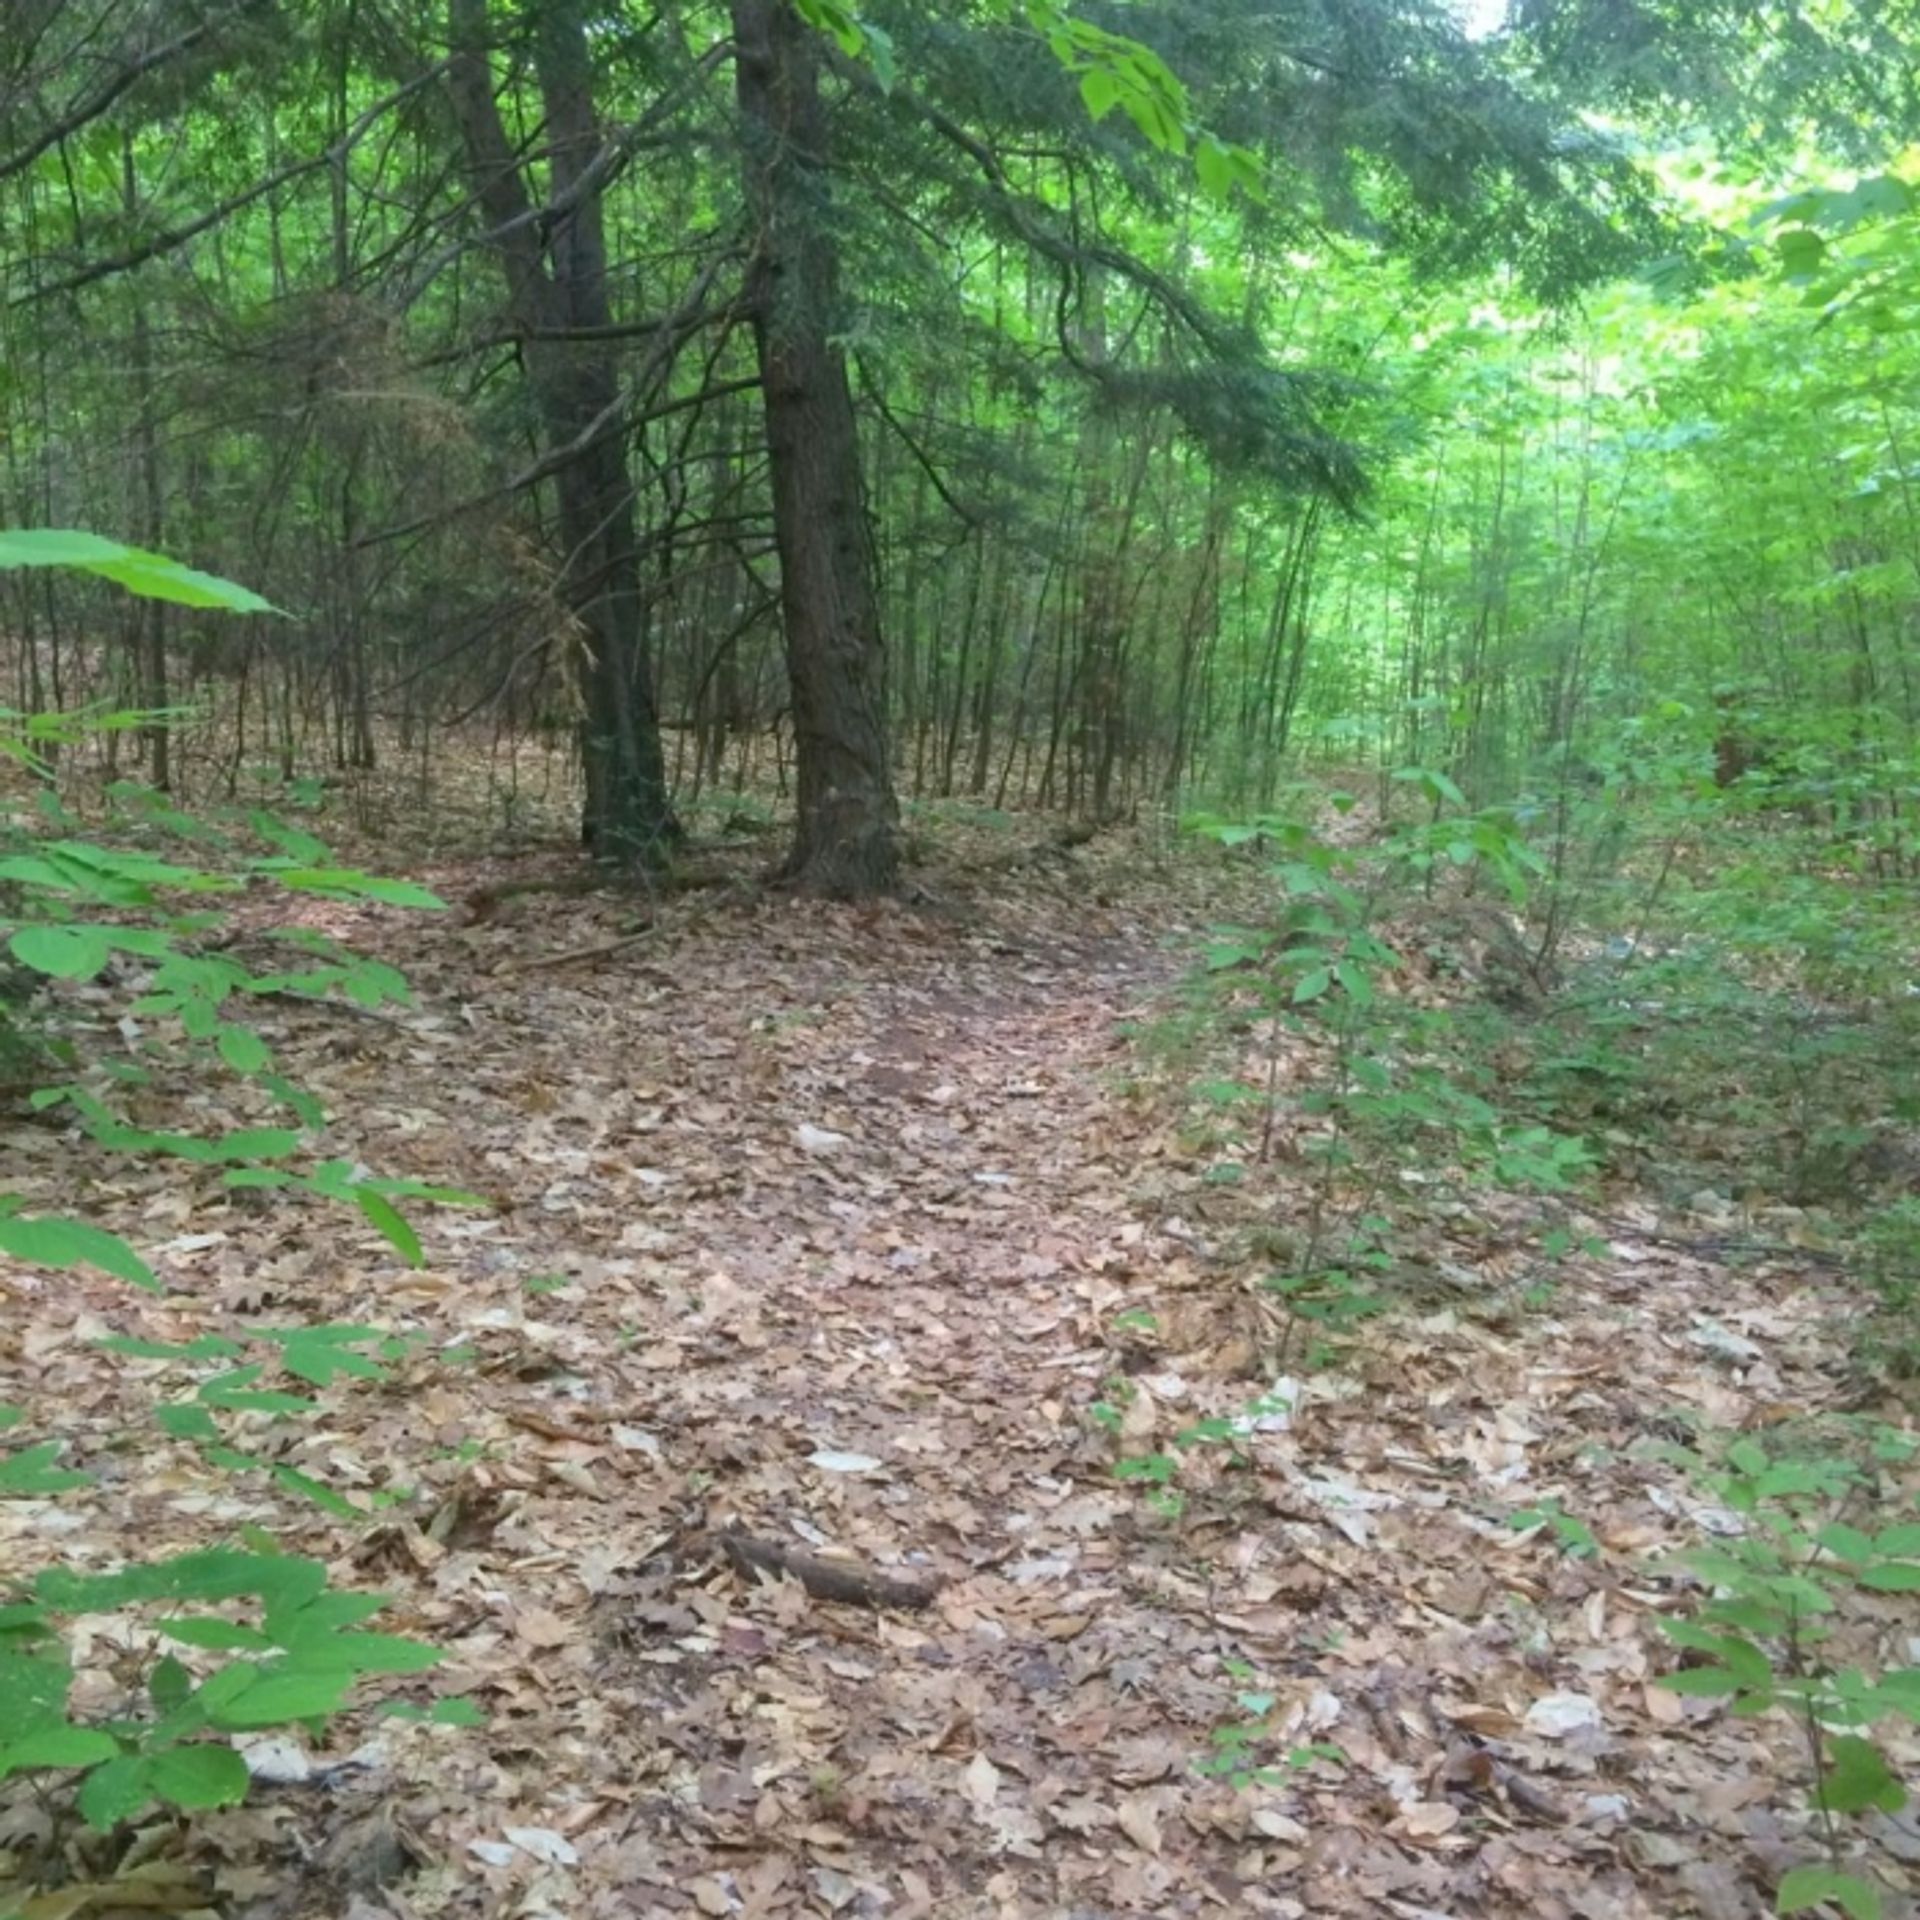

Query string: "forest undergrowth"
[[4, 753, 1917, 1920]]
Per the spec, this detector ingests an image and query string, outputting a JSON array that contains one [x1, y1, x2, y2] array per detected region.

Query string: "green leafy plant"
[[0, 1546, 442, 1830], [0, 535, 471, 1848], [1507, 1497, 1600, 1559], [89, 1324, 424, 1520], [1179, 796, 1592, 1298], [1262, 1265, 1390, 1369], [0, 539, 479, 1272], [1857, 1199, 1920, 1377], [1658, 1434, 1920, 1920], [1197, 1658, 1345, 1789]]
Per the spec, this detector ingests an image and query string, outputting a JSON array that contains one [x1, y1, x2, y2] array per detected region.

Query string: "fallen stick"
[[716, 1528, 938, 1611], [509, 923, 656, 971]]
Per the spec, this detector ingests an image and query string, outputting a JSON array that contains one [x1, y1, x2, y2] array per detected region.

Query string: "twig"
[[509, 924, 656, 971]]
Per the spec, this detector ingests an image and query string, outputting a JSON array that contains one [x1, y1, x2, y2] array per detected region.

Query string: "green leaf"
[[1775, 228, 1828, 279], [159, 1618, 273, 1653], [149, 1656, 192, 1715], [246, 812, 331, 863], [200, 1387, 315, 1417], [0, 1214, 158, 1290], [357, 1188, 423, 1267], [1662, 1665, 1744, 1697], [264, 867, 445, 909], [0, 1442, 91, 1497], [1777, 1862, 1882, 1919], [1859, 1563, 1920, 1592], [1079, 65, 1122, 122], [100, 1334, 240, 1362], [1815, 1523, 1875, 1563], [1195, 134, 1235, 199], [156, 1403, 222, 1443], [9, 924, 111, 981], [0, 1647, 69, 1749], [76, 1751, 154, 1828], [207, 1668, 355, 1730], [269, 1464, 363, 1519], [148, 1742, 250, 1812], [1334, 960, 1374, 1006], [217, 1025, 271, 1074], [0, 1726, 120, 1776], [863, 19, 896, 90], [278, 1630, 441, 1676], [265, 1324, 389, 1386], [1818, 1734, 1904, 1815], [0, 530, 278, 614]]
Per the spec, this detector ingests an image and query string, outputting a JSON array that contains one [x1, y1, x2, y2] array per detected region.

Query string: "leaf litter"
[[0, 823, 1911, 1919]]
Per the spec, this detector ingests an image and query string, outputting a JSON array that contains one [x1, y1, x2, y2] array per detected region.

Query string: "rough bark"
[[445, 0, 678, 868], [732, 0, 897, 897]]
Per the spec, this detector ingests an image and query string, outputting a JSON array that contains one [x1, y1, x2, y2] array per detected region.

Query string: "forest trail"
[[7, 843, 1865, 1920]]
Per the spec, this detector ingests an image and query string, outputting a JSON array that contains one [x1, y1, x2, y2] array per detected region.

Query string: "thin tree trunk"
[[123, 132, 169, 791]]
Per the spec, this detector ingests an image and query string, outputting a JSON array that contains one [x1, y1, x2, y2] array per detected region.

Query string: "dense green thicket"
[[10, 0, 1912, 860]]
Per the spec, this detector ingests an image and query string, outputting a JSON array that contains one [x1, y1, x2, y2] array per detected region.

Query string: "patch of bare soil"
[[0, 832, 1905, 1920]]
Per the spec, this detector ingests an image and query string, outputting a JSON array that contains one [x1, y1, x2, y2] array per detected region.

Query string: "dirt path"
[[2, 856, 1889, 1919]]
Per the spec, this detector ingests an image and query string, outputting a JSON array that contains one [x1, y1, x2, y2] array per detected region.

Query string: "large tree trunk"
[[732, 0, 897, 898], [446, 0, 677, 869]]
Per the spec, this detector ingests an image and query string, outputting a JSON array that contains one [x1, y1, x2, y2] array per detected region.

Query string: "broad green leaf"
[[270, 1326, 389, 1386], [1815, 1522, 1875, 1563], [269, 1589, 388, 1636], [156, 1404, 222, 1443], [1860, 1563, 1920, 1592], [281, 1631, 440, 1675], [1195, 133, 1235, 198], [1817, 1734, 1904, 1815], [217, 1025, 272, 1074], [1661, 1666, 1744, 1698], [0, 1725, 120, 1776], [76, 1751, 153, 1828], [207, 1668, 355, 1730], [1292, 966, 1333, 1004], [0, 1442, 91, 1496], [0, 1214, 158, 1290], [148, 1741, 250, 1812], [1777, 1862, 1882, 1919], [149, 1656, 192, 1715], [1080, 65, 1122, 122], [0, 1648, 69, 1748], [246, 812, 331, 862], [199, 1386, 315, 1416], [9, 924, 111, 980], [98, 1334, 240, 1362], [0, 530, 278, 614], [159, 1618, 273, 1653]]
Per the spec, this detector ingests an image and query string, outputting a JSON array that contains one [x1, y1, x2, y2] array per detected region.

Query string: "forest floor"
[[2, 815, 1905, 1920]]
